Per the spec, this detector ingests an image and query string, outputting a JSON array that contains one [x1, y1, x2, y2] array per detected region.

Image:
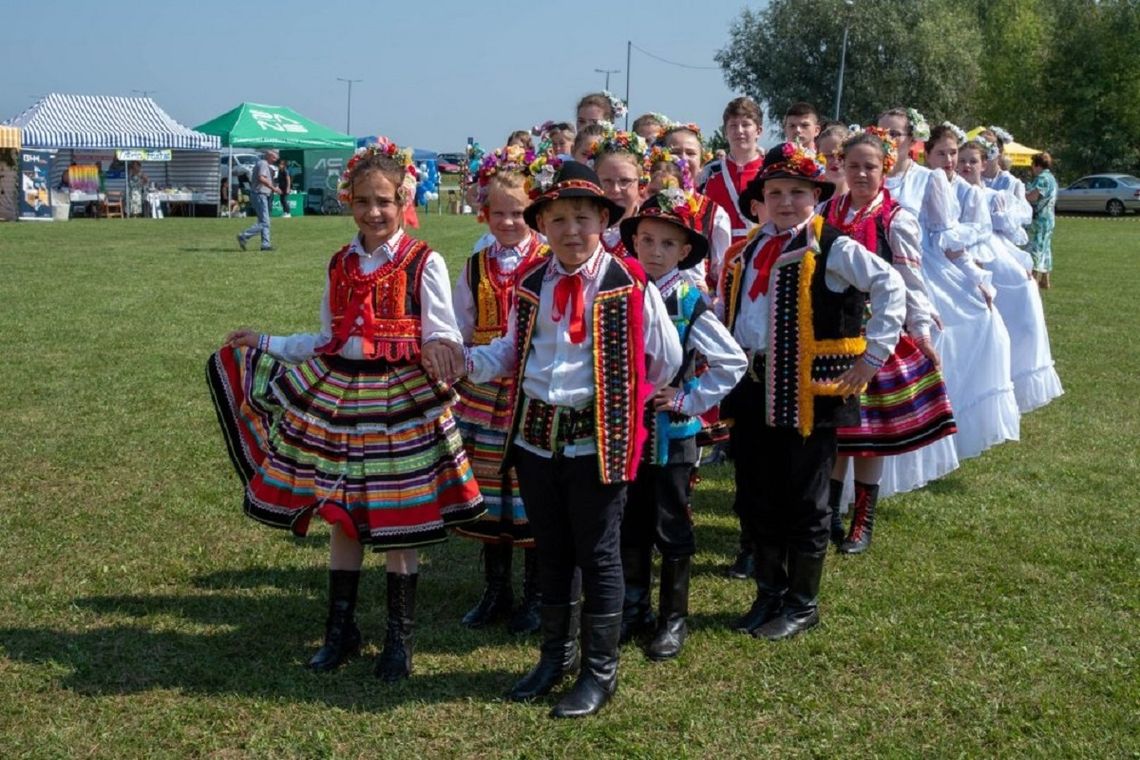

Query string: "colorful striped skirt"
[[206, 347, 484, 548], [837, 333, 957, 456], [450, 375, 533, 546]]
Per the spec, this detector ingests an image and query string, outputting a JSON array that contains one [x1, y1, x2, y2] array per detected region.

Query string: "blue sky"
[[3, 0, 761, 152]]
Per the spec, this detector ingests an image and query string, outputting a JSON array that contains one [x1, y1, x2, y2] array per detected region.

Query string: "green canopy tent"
[[194, 102, 354, 149], [195, 103, 355, 214]]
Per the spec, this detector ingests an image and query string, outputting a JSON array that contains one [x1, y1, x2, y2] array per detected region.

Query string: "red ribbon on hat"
[[748, 232, 790, 300], [552, 272, 586, 343]]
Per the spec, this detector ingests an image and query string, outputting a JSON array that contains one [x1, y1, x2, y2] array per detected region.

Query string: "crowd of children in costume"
[[206, 90, 1062, 719]]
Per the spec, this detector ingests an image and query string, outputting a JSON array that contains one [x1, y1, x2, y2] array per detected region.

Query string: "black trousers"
[[514, 447, 627, 614], [623, 438, 698, 560], [728, 375, 837, 555]]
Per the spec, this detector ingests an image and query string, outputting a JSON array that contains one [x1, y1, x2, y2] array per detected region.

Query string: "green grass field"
[[0, 213, 1136, 758]]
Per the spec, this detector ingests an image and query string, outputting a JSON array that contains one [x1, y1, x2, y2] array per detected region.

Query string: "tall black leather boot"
[[752, 550, 825, 641], [375, 572, 417, 681], [619, 544, 655, 644], [306, 569, 362, 671], [507, 548, 541, 635], [646, 556, 690, 661], [734, 544, 788, 634], [839, 482, 879, 555], [506, 602, 581, 702], [828, 478, 846, 547], [461, 543, 514, 628], [725, 516, 755, 580], [550, 611, 622, 718]]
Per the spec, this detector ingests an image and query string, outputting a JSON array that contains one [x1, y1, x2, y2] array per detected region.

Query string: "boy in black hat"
[[718, 143, 906, 641], [618, 188, 747, 660], [459, 160, 682, 717]]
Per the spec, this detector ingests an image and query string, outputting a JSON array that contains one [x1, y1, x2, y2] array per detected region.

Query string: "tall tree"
[[716, 0, 983, 130], [1039, 0, 1140, 177]]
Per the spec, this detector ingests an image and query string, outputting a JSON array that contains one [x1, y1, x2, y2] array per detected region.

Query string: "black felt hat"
[[619, 189, 708, 270], [738, 142, 834, 223], [523, 160, 626, 231]]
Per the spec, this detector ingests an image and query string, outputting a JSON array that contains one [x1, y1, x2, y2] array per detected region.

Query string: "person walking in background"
[[237, 148, 279, 252], [276, 156, 292, 218], [1025, 152, 1058, 289]]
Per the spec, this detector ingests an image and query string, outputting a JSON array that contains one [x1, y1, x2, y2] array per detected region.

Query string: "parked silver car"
[[1055, 173, 1140, 216]]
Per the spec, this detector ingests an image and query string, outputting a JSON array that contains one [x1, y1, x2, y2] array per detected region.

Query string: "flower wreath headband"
[[988, 125, 1014, 146], [338, 138, 415, 203], [966, 134, 1001, 162], [940, 121, 968, 144], [600, 90, 628, 120], [586, 129, 649, 175], [906, 108, 931, 142], [643, 145, 694, 191], [661, 121, 714, 162], [474, 145, 537, 211], [842, 125, 898, 173]]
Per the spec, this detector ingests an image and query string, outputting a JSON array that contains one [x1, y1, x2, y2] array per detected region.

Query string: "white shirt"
[[453, 233, 532, 344], [469, 243, 681, 398], [467, 245, 682, 456], [264, 230, 462, 364], [717, 217, 906, 365], [655, 268, 747, 417], [829, 197, 937, 340]]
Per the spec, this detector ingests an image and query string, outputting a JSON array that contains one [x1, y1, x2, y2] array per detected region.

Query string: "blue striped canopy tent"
[[5, 93, 220, 151]]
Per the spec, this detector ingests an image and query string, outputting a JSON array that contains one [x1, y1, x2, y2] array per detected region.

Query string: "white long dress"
[[875, 164, 961, 497], [930, 174, 1020, 458], [979, 181, 1064, 412]]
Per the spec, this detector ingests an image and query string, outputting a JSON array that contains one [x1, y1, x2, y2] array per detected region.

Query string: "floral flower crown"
[[940, 121, 967, 144], [338, 137, 415, 203], [759, 142, 826, 182], [601, 90, 628, 120], [842, 125, 898, 173], [907, 108, 931, 142], [475, 145, 537, 207], [988, 125, 1014, 145], [643, 145, 694, 190], [587, 128, 649, 164], [660, 120, 714, 162], [966, 134, 1001, 161], [524, 153, 565, 198]]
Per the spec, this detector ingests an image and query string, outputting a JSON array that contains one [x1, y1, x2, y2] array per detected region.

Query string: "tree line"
[[716, 0, 1140, 181]]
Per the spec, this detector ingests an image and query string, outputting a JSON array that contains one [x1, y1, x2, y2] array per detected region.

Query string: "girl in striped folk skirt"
[[451, 146, 547, 634], [823, 128, 957, 555], [206, 140, 483, 681]]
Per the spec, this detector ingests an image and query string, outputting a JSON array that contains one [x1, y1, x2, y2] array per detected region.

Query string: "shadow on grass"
[[0, 566, 529, 710]]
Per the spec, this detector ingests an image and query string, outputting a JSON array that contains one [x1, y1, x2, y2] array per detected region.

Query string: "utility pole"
[[833, 0, 855, 120], [595, 67, 620, 91], [336, 78, 362, 134]]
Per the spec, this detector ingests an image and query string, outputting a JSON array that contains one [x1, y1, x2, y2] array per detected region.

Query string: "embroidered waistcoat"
[[318, 236, 431, 362], [466, 238, 548, 346], [721, 215, 866, 435], [504, 253, 649, 484]]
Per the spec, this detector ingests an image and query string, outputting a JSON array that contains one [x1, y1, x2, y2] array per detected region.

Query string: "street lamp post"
[[336, 77, 362, 135], [833, 0, 855, 120], [595, 67, 620, 91]]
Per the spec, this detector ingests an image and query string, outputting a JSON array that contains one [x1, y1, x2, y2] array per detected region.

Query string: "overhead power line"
[[629, 42, 720, 71]]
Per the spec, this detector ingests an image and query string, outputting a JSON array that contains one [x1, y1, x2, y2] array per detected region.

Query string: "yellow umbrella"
[[0, 125, 20, 149], [966, 126, 1042, 168]]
